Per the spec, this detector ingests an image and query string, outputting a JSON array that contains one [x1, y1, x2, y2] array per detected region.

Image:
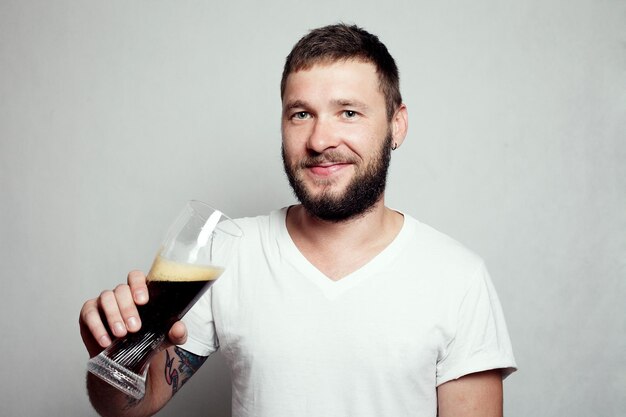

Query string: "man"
[[80, 23, 516, 417]]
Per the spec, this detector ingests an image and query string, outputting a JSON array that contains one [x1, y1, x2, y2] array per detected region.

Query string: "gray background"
[[1, 0, 624, 416]]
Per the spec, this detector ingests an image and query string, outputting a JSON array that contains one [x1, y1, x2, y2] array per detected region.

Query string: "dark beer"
[[104, 256, 223, 377], [143, 254, 223, 328], [139, 280, 209, 331]]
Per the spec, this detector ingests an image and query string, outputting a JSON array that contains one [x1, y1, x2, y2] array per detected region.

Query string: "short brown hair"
[[280, 23, 402, 121]]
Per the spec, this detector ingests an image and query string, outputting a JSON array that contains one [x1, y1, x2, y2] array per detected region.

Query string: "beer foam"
[[147, 255, 224, 282]]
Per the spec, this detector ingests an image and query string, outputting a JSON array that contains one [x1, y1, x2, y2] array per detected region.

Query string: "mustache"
[[298, 151, 358, 168]]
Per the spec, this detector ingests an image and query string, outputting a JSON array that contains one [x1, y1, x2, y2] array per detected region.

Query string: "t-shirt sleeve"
[[436, 261, 517, 386], [179, 287, 219, 357]]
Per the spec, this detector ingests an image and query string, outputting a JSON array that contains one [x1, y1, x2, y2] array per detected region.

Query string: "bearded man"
[[80, 23, 516, 417]]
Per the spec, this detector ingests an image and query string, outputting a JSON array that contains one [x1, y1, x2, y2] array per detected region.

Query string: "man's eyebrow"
[[332, 98, 370, 110], [283, 100, 309, 112], [282, 98, 371, 113]]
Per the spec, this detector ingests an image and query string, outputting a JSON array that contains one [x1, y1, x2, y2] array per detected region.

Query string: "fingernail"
[[99, 334, 111, 347], [127, 316, 139, 331], [113, 322, 125, 336], [135, 290, 148, 303]]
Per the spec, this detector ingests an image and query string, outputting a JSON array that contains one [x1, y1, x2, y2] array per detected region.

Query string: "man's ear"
[[391, 104, 408, 149]]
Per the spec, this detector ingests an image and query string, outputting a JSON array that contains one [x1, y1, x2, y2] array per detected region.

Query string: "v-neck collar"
[[274, 207, 413, 300]]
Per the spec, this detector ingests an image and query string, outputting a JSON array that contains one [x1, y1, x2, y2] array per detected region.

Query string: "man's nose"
[[307, 117, 340, 153]]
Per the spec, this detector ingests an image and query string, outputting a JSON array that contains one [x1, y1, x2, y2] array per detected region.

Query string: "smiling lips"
[[300, 154, 354, 177], [308, 162, 351, 176]]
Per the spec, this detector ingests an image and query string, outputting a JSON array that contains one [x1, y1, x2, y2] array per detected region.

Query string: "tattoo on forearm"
[[165, 349, 179, 394], [164, 347, 208, 396]]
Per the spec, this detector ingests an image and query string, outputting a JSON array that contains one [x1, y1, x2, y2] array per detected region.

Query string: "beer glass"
[[87, 200, 242, 399]]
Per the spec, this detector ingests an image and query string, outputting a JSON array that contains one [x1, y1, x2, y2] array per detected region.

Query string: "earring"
[[391, 142, 398, 151]]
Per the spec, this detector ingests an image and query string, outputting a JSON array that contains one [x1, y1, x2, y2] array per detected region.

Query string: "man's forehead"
[[282, 59, 383, 103], [284, 59, 379, 88]]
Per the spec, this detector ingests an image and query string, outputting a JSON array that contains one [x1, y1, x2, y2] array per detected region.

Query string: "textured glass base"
[[87, 353, 146, 400]]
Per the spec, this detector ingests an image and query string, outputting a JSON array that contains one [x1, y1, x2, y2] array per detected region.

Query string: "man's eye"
[[344, 110, 357, 118], [293, 112, 309, 120]]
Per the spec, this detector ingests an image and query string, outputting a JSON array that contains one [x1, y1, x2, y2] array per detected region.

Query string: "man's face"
[[281, 60, 393, 222]]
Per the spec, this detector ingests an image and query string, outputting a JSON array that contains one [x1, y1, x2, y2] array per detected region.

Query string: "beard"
[[282, 131, 393, 222]]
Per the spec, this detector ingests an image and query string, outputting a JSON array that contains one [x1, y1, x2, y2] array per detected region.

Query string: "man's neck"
[[285, 200, 404, 280]]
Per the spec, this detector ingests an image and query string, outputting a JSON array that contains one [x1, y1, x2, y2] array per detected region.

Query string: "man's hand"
[[79, 270, 187, 357]]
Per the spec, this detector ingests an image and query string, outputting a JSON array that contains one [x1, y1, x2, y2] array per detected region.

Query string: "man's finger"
[[127, 270, 149, 305], [80, 299, 112, 348], [168, 321, 187, 346]]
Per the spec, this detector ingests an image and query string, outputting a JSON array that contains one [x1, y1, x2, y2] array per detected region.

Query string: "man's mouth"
[[308, 162, 351, 176], [301, 152, 356, 167]]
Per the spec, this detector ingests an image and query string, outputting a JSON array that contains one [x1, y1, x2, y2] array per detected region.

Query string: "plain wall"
[[1, 1, 624, 416]]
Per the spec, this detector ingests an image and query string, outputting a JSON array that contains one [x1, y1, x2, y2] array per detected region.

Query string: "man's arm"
[[437, 370, 503, 417], [86, 345, 207, 417]]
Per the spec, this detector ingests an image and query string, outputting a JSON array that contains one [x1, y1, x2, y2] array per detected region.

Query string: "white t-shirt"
[[181, 208, 516, 417]]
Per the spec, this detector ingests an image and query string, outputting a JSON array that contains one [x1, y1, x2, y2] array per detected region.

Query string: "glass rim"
[[186, 200, 243, 238]]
